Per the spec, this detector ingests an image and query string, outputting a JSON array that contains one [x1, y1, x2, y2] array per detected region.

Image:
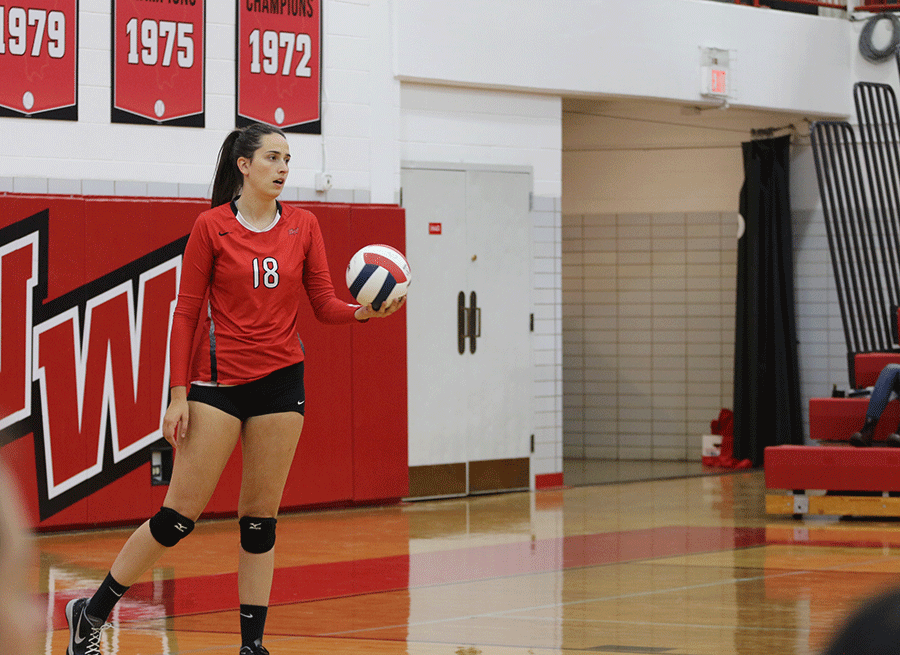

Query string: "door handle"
[[468, 291, 479, 354], [457, 291, 466, 355], [458, 291, 481, 354]]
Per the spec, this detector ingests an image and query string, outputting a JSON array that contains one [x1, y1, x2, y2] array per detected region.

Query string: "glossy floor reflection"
[[35, 470, 900, 654], [563, 458, 734, 486]]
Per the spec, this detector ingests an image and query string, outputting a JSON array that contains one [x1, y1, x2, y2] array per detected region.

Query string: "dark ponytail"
[[210, 123, 287, 208]]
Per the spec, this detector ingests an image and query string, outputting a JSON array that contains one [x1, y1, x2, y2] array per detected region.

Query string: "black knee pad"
[[149, 507, 195, 547], [239, 516, 277, 554]]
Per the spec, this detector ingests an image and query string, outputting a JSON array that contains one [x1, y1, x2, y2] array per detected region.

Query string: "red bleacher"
[[765, 445, 900, 492], [809, 397, 900, 443], [766, 350, 900, 516], [809, 352, 900, 443], [780, 93, 900, 515]]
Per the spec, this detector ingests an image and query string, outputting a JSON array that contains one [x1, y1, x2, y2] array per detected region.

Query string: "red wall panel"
[[349, 205, 409, 502], [0, 194, 407, 532], [283, 203, 354, 508], [81, 197, 206, 282]]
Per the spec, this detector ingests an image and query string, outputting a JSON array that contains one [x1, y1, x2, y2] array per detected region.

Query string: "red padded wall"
[[349, 205, 408, 502], [285, 203, 355, 508], [0, 194, 407, 532], [0, 194, 206, 530]]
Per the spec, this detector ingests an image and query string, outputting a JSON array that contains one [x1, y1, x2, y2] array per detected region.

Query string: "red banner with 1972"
[[112, 0, 204, 126], [0, 0, 77, 119], [236, 0, 320, 133]]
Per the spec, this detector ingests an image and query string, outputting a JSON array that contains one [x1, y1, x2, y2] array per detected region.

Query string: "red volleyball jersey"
[[169, 201, 359, 386]]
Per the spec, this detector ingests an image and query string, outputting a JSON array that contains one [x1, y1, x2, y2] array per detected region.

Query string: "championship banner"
[[112, 0, 204, 126], [236, 0, 320, 133], [0, 0, 77, 119]]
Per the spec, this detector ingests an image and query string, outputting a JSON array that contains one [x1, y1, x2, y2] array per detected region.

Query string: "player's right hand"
[[162, 397, 189, 447]]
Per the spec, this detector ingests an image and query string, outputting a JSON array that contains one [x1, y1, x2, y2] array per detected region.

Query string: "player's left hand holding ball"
[[355, 295, 406, 321]]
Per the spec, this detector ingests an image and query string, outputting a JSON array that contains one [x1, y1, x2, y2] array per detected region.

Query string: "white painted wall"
[[396, 0, 852, 116], [398, 84, 562, 197], [1, 0, 400, 203], [2, 0, 853, 197]]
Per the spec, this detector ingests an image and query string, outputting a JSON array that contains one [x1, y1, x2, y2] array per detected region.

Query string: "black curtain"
[[733, 135, 803, 466]]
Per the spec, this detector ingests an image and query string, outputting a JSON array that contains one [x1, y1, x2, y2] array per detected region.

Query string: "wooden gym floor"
[[33, 464, 900, 655]]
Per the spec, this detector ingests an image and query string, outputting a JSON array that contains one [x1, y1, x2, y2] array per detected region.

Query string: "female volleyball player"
[[65, 123, 404, 655]]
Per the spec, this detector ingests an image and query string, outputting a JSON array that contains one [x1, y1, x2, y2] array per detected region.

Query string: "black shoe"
[[65, 598, 107, 655], [851, 417, 879, 447], [239, 640, 270, 655], [886, 433, 900, 447]]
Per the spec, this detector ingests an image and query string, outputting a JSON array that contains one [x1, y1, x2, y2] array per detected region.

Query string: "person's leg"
[[852, 364, 900, 447], [883, 363, 900, 447], [109, 402, 242, 585], [867, 364, 900, 420], [236, 411, 304, 652], [66, 402, 241, 655]]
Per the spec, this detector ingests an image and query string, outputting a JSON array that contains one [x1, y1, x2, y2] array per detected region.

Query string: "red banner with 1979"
[[236, 0, 320, 133], [0, 0, 77, 119], [112, 0, 204, 126]]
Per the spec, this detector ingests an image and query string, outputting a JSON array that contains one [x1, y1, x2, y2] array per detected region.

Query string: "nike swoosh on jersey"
[[219, 231, 230, 236]]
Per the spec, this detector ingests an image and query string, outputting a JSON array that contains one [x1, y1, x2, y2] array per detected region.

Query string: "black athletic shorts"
[[187, 362, 305, 421]]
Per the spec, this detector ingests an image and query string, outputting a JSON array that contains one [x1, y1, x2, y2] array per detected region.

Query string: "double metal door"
[[402, 165, 533, 478]]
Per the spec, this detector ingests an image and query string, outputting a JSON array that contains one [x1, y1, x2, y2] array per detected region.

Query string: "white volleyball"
[[346, 244, 411, 311]]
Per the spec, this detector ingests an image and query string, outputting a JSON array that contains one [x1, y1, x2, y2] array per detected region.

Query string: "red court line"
[[47, 526, 766, 629]]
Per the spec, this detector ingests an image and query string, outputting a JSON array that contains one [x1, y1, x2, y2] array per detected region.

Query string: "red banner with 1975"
[[112, 0, 204, 126]]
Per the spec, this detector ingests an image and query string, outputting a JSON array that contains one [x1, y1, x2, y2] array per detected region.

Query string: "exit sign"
[[700, 47, 730, 99], [706, 67, 728, 96]]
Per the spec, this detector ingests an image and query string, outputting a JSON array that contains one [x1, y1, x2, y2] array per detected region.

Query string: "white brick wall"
[[792, 208, 848, 443], [1, 0, 394, 201], [562, 140, 856, 459], [531, 196, 563, 479], [790, 144, 852, 444], [563, 211, 737, 461]]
